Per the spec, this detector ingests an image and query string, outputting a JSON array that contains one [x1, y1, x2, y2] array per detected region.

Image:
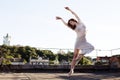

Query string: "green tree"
[[67, 51, 73, 63], [41, 50, 56, 61], [79, 57, 92, 65]]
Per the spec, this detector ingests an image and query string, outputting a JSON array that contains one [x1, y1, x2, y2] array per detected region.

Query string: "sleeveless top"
[[74, 23, 94, 54], [75, 23, 87, 44]]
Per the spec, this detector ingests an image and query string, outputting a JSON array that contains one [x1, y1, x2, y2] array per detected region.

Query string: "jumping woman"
[[56, 7, 94, 76]]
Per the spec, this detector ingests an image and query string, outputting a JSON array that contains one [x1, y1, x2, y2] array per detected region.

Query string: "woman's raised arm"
[[65, 7, 81, 23], [56, 16, 68, 27]]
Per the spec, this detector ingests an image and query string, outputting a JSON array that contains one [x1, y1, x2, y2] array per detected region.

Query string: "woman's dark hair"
[[67, 18, 77, 30]]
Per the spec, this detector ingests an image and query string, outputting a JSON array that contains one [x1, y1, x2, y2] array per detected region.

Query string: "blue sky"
[[0, 0, 120, 56]]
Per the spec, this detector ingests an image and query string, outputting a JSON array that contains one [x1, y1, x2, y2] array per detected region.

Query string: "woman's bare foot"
[[68, 69, 74, 77]]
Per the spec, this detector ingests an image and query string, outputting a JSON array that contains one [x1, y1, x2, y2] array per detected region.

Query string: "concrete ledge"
[[0, 65, 120, 72]]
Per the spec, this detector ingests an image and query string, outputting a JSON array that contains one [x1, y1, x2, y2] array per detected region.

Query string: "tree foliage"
[[0, 45, 92, 65]]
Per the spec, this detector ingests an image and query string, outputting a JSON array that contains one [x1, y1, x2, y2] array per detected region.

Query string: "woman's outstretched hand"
[[65, 7, 71, 11], [56, 16, 62, 20]]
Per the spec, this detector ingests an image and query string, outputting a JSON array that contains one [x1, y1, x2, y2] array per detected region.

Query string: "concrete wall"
[[1, 64, 119, 71]]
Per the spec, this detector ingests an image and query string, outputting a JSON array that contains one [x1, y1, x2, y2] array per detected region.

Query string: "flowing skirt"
[[74, 36, 94, 54]]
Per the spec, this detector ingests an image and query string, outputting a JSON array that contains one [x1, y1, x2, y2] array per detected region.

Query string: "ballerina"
[[56, 7, 94, 76]]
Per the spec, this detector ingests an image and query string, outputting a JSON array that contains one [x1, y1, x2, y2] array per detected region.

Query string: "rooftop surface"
[[0, 72, 120, 80]]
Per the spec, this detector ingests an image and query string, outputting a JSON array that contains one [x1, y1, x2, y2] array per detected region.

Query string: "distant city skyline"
[[1, 33, 120, 58]]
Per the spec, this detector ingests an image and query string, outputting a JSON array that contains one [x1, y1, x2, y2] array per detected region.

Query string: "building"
[[109, 55, 120, 68], [95, 56, 110, 65], [57, 49, 65, 54], [3, 33, 11, 46], [94, 55, 120, 68], [11, 58, 25, 65], [30, 56, 49, 65]]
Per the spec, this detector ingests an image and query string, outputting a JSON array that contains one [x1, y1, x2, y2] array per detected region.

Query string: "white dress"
[[74, 23, 94, 54]]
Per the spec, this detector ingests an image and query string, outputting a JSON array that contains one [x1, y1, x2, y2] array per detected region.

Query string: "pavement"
[[0, 72, 120, 80]]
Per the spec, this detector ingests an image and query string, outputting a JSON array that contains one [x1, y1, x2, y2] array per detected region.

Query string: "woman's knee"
[[76, 54, 84, 60]]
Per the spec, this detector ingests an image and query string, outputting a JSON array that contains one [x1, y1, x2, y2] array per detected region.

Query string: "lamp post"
[[110, 50, 112, 56], [95, 49, 101, 58]]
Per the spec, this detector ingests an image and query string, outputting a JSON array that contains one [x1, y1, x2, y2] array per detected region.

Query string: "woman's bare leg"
[[68, 49, 84, 76], [76, 54, 84, 65], [68, 49, 79, 76]]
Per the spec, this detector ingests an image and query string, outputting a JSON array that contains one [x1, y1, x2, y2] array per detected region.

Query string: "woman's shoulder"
[[76, 23, 86, 30], [77, 22, 85, 27]]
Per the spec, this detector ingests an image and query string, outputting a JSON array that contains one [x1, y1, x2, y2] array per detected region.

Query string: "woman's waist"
[[76, 34, 86, 38], [76, 36, 86, 41]]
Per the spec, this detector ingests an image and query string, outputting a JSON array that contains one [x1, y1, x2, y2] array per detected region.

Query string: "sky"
[[0, 0, 120, 57]]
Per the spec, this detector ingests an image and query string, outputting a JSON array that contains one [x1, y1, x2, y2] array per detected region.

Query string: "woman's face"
[[69, 20, 76, 26]]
